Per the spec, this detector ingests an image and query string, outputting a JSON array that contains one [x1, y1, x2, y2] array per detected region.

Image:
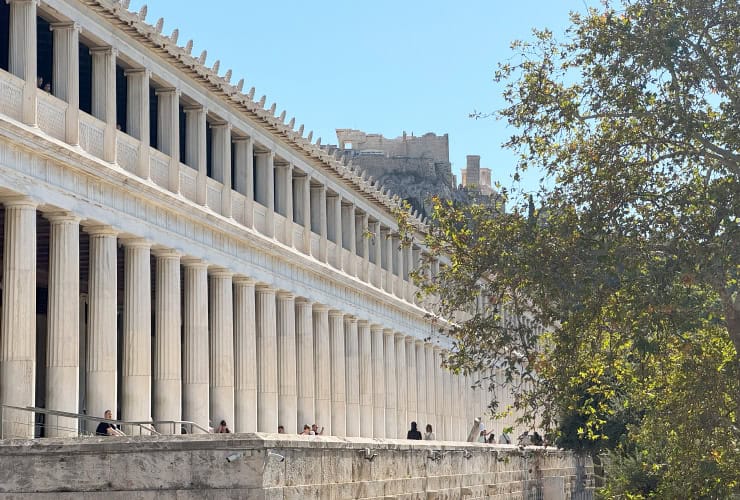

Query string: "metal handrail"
[[0, 405, 210, 439]]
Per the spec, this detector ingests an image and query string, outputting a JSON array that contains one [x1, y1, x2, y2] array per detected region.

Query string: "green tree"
[[412, 0, 738, 495]]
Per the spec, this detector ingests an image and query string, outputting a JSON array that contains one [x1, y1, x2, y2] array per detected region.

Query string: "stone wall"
[[0, 434, 594, 499], [336, 129, 450, 164]]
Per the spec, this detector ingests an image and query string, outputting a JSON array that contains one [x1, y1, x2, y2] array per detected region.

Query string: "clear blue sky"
[[129, 0, 591, 192]]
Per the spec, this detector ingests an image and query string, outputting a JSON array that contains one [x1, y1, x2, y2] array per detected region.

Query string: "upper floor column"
[[232, 137, 254, 228], [358, 213, 370, 282], [210, 122, 232, 217], [341, 201, 356, 276], [184, 105, 207, 206], [310, 183, 327, 262], [275, 163, 293, 245], [8, 0, 37, 124], [50, 22, 80, 145], [90, 47, 117, 163], [372, 221, 382, 288], [254, 151, 275, 238], [124, 69, 151, 179], [296, 173, 312, 254], [155, 87, 180, 193]]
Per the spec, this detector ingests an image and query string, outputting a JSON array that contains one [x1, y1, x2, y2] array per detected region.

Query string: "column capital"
[[312, 303, 330, 312], [414, 339, 425, 347], [181, 256, 209, 269], [370, 324, 384, 332], [209, 121, 231, 131], [89, 46, 118, 57], [295, 297, 313, 307], [123, 67, 152, 78], [183, 104, 205, 114], [233, 275, 256, 286], [328, 309, 344, 319], [43, 210, 80, 224], [404, 336, 414, 344], [208, 266, 233, 278], [344, 315, 358, 324], [119, 237, 151, 249], [255, 283, 277, 294], [394, 332, 406, 340], [83, 223, 118, 237], [155, 86, 180, 97], [49, 21, 80, 32], [357, 319, 370, 328], [232, 136, 251, 144], [276, 290, 295, 301], [151, 246, 182, 258], [383, 328, 395, 337], [1, 195, 38, 209]]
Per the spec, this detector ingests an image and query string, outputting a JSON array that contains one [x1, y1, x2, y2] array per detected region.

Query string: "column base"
[[182, 382, 209, 433], [153, 379, 182, 434]]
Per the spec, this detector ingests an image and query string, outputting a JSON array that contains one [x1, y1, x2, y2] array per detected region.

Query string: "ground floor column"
[[234, 277, 257, 433], [344, 315, 359, 437], [395, 333, 407, 438], [182, 259, 209, 432], [425, 343, 437, 439], [85, 225, 118, 431], [433, 347, 444, 440], [383, 329, 397, 439], [295, 298, 315, 430], [358, 320, 373, 438], [370, 325, 385, 438], [277, 291, 297, 433], [209, 269, 234, 430], [414, 340, 426, 434], [153, 249, 181, 434], [405, 337, 417, 428], [329, 310, 346, 437], [313, 305, 331, 435], [256, 285, 278, 432], [44, 212, 80, 437]]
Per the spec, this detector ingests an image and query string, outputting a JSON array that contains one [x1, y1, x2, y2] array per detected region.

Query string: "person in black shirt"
[[407, 421, 422, 440], [95, 409, 125, 436]]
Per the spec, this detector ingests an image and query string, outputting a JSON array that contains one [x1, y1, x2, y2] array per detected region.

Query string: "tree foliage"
[[412, 0, 739, 495]]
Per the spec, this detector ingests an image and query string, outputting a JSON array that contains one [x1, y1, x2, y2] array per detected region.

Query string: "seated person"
[[96, 410, 125, 436], [214, 420, 231, 433]]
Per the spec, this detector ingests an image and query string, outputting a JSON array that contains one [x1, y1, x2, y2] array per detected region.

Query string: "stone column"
[[342, 202, 356, 276], [360, 213, 369, 282], [425, 343, 436, 438], [121, 239, 152, 432], [209, 269, 234, 430], [384, 230, 393, 294], [312, 304, 331, 435], [295, 298, 315, 431], [316, 185, 327, 262], [255, 285, 278, 432], [156, 87, 180, 193], [443, 362, 453, 441], [44, 212, 80, 437], [125, 69, 151, 179], [394, 333, 408, 437], [414, 340, 427, 432], [233, 138, 254, 227], [184, 105, 207, 205], [332, 195, 342, 268], [370, 325, 385, 438], [301, 175, 311, 254], [182, 259, 209, 432], [211, 123, 232, 217], [372, 222, 382, 288], [344, 315, 359, 437], [383, 329, 397, 438], [433, 346, 443, 440], [51, 22, 79, 145], [265, 152, 275, 238], [90, 47, 117, 163], [8, 0, 37, 125], [329, 310, 346, 437], [358, 320, 373, 438], [233, 277, 257, 432], [85, 225, 118, 432], [405, 337, 417, 427], [153, 249, 181, 434], [283, 164, 294, 246], [276, 291, 297, 433]]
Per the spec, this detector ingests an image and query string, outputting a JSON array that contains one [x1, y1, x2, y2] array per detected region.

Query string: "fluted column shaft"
[[209, 270, 234, 429], [85, 226, 118, 431], [234, 278, 257, 432], [156, 87, 180, 193], [153, 250, 181, 433], [295, 299, 315, 430], [256, 285, 278, 432], [329, 310, 346, 437], [0, 199, 37, 438], [406, 337, 417, 426], [276, 291, 297, 433], [312, 305, 331, 434], [51, 22, 79, 145], [283, 164, 294, 246], [333, 195, 342, 268], [185, 106, 207, 205], [344, 316, 359, 437], [8, 0, 37, 124], [90, 47, 117, 163], [415, 340, 426, 432], [182, 260, 209, 432], [370, 325, 385, 438], [383, 329, 397, 438], [45, 213, 80, 437], [425, 344, 436, 437], [125, 69, 150, 179], [433, 347, 443, 440], [317, 186, 327, 262], [301, 175, 311, 253], [443, 363, 453, 441], [121, 240, 152, 430], [233, 138, 254, 228], [211, 123, 232, 217], [395, 333, 407, 437], [358, 321, 373, 437], [360, 213, 369, 282]]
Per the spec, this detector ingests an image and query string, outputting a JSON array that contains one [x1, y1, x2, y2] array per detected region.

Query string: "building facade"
[[0, 0, 518, 442]]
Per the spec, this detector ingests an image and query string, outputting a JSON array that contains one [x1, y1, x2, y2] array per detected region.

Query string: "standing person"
[[407, 421, 422, 440], [214, 420, 231, 433], [498, 430, 512, 444], [424, 424, 435, 440], [95, 410, 125, 436], [300, 424, 312, 435], [311, 423, 324, 435]]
